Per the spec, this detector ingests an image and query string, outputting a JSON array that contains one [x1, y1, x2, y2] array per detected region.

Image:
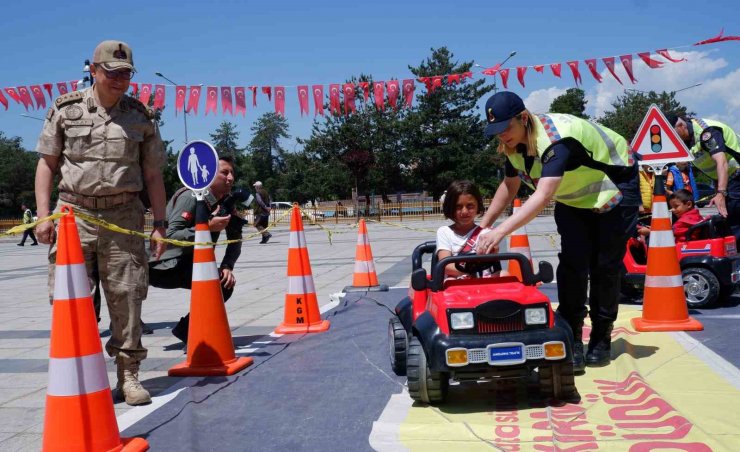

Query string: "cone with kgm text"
[[507, 199, 533, 282], [343, 219, 389, 292], [631, 189, 703, 332], [43, 206, 148, 452], [275, 205, 330, 334], [169, 199, 253, 376]]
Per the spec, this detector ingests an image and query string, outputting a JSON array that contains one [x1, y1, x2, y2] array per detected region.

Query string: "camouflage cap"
[[92, 40, 135, 72]]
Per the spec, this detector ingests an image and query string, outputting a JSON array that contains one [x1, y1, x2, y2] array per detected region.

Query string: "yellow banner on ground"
[[394, 308, 738, 451]]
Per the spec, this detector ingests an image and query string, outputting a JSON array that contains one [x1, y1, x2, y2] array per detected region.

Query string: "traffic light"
[[650, 124, 662, 153]]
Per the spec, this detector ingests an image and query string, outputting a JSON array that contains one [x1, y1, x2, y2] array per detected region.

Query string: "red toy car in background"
[[622, 215, 740, 308], [389, 245, 579, 405]]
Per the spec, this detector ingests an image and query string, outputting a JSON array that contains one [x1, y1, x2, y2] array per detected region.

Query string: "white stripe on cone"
[[289, 230, 308, 249], [645, 274, 684, 288], [47, 353, 109, 396], [192, 262, 220, 281], [287, 275, 316, 295], [652, 201, 670, 219], [356, 234, 368, 245], [649, 230, 676, 248], [194, 230, 212, 249], [354, 260, 376, 273], [53, 263, 91, 301]]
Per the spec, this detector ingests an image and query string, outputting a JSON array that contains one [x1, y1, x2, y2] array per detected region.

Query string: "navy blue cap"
[[484, 91, 526, 137]]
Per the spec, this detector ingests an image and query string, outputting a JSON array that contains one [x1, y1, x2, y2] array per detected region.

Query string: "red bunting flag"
[[482, 64, 501, 76], [417, 77, 431, 92], [70, 80, 79, 91], [447, 74, 460, 85], [431, 76, 443, 92], [516, 66, 527, 87], [221, 86, 233, 115], [584, 59, 603, 83], [566, 61, 582, 85], [343, 83, 356, 115], [297, 85, 309, 116], [312, 85, 324, 116], [619, 54, 638, 84], [0, 90, 7, 110], [187, 86, 202, 114], [550, 63, 562, 78], [460, 71, 473, 81], [373, 81, 384, 110], [261, 86, 272, 101], [234, 86, 246, 117], [637, 52, 664, 68], [275, 86, 285, 116], [329, 84, 341, 115], [499, 69, 510, 89], [18, 86, 33, 110], [175, 85, 186, 115], [534, 65, 544, 73], [30, 85, 46, 109], [359, 82, 370, 102], [153, 84, 166, 111], [129, 82, 137, 97], [4, 88, 21, 104], [205, 86, 218, 115], [602, 57, 623, 85], [402, 79, 415, 107], [656, 49, 685, 63], [139, 84, 152, 105], [248, 86, 257, 106], [43, 83, 53, 101], [387, 80, 399, 108], [56, 82, 69, 96], [693, 29, 740, 46]]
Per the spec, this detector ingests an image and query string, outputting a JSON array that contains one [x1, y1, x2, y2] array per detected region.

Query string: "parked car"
[[270, 202, 325, 222]]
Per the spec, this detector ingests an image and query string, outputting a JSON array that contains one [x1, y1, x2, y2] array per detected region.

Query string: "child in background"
[[670, 189, 705, 242], [436, 180, 501, 278]]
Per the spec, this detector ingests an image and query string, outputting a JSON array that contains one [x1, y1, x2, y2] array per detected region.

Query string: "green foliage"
[[597, 90, 688, 141], [210, 121, 243, 158], [549, 88, 589, 118], [248, 113, 290, 184], [0, 133, 37, 215]]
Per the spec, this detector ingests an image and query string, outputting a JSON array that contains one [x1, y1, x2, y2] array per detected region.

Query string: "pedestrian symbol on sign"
[[176, 140, 218, 192]]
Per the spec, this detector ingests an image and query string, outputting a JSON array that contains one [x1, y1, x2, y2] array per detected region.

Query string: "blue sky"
[[2, 0, 739, 152]]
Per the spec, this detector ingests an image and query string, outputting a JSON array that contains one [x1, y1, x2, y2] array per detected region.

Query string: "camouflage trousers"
[[48, 199, 148, 361]]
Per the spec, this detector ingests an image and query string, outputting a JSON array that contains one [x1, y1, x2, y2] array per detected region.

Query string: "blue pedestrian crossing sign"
[[177, 140, 219, 192]]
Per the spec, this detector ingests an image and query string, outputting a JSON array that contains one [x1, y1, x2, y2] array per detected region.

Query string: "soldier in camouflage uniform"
[[34, 40, 167, 406]]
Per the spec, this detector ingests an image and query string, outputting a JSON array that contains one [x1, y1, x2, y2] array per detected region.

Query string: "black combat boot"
[[569, 320, 585, 375], [586, 321, 613, 367]]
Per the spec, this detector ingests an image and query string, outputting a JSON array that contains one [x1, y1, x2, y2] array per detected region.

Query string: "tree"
[[0, 133, 37, 215], [248, 113, 290, 182], [549, 88, 589, 118], [210, 121, 243, 158], [597, 90, 688, 141], [402, 47, 497, 198]]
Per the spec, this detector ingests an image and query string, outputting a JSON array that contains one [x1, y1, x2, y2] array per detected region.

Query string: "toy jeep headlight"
[[450, 312, 474, 330], [524, 307, 547, 325]]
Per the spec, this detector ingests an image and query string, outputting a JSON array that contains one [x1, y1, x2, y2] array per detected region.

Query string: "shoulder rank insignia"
[[54, 91, 84, 109]]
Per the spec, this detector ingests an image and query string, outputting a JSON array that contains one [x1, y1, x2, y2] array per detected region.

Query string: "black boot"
[[569, 320, 585, 375], [171, 315, 190, 343], [586, 322, 613, 367]]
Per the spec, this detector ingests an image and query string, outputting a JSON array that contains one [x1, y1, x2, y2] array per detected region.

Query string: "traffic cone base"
[[168, 203, 254, 376], [275, 319, 331, 334], [631, 316, 704, 332]]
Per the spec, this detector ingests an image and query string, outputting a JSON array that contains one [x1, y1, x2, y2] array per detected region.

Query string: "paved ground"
[[1, 212, 738, 450]]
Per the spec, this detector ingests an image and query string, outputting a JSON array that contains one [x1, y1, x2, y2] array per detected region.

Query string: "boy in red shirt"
[[669, 189, 705, 242]]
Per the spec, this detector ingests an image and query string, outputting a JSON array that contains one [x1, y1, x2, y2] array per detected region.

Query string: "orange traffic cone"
[[507, 199, 533, 282], [169, 200, 253, 376], [275, 205, 330, 334], [631, 188, 703, 332], [43, 206, 148, 452], [343, 219, 389, 292]]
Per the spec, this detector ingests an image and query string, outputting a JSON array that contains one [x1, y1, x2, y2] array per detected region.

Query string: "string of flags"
[[1, 31, 737, 118]]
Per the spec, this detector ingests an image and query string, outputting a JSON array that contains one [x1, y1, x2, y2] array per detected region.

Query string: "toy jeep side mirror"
[[411, 268, 428, 291], [537, 261, 554, 284]]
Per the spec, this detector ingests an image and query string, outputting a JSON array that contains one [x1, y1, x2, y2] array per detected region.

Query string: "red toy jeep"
[[388, 245, 579, 405], [622, 214, 740, 308]]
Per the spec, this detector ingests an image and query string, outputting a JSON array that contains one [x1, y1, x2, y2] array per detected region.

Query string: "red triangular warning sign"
[[631, 104, 692, 165]]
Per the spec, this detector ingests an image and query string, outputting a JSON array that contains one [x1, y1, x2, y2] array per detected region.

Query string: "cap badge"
[[487, 108, 495, 123], [113, 44, 127, 60]]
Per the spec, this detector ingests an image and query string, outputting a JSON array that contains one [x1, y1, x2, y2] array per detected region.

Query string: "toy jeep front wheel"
[[539, 362, 579, 402], [388, 317, 408, 376], [682, 267, 720, 308], [406, 336, 448, 404]]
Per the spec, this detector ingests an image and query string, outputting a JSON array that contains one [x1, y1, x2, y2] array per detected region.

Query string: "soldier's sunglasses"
[[101, 68, 135, 80]]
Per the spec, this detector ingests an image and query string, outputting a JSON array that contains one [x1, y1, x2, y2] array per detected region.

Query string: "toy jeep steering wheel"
[[454, 251, 495, 275]]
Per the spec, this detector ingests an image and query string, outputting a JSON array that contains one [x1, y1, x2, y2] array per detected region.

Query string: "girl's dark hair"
[[668, 189, 694, 206], [442, 180, 484, 220]]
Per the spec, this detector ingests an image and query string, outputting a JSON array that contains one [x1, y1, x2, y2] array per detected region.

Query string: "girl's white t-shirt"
[[436, 224, 480, 256]]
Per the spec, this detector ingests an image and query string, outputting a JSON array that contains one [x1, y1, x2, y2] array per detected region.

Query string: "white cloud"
[[523, 87, 567, 114]]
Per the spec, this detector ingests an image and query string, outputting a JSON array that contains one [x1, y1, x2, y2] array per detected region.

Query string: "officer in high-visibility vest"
[[476, 92, 639, 373], [667, 114, 740, 242]]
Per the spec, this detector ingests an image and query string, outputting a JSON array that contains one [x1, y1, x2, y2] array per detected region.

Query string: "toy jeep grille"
[[475, 300, 524, 333], [477, 312, 524, 333]]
